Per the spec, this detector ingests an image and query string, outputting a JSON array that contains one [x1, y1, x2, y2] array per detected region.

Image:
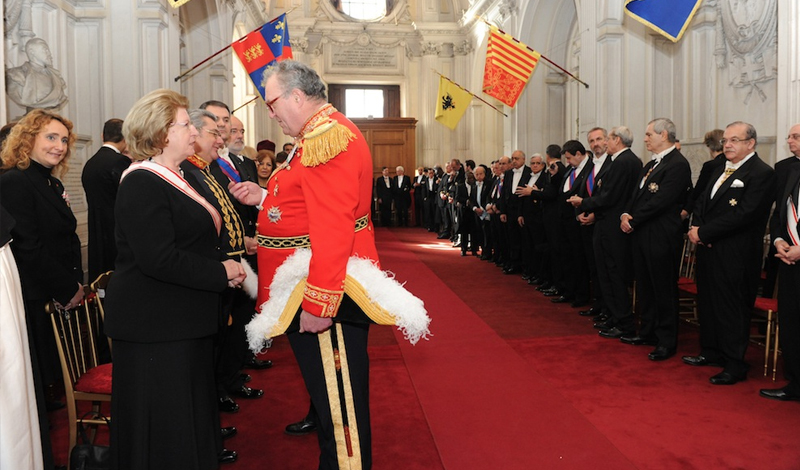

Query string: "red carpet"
[[48, 226, 800, 469]]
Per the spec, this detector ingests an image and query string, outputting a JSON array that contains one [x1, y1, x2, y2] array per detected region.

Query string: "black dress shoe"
[[759, 387, 800, 401], [594, 313, 610, 323], [681, 355, 723, 367], [620, 335, 658, 346], [570, 300, 588, 308], [219, 396, 239, 413], [579, 307, 601, 317], [536, 283, 553, 291], [436, 233, 450, 239], [593, 320, 613, 330], [503, 267, 520, 275], [542, 289, 560, 297], [550, 295, 570, 304], [221, 426, 238, 440], [285, 418, 317, 436], [521, 274, 533, 281], [599, 327, 631, 339], [218, 449, 238, 464], [240, 373, 252, 383], [231, 385, 264, 399], [245, 358, 273, 370], [648, 346, 675, 361], [709, 371, 744, 385], [479, 255, 491, 261]]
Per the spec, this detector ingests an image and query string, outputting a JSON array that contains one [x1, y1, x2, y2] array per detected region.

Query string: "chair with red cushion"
[[47, 295, 112, 462]]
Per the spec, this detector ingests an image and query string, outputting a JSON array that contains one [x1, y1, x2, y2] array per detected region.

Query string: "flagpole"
[[232, 96, 260, 113], [174, 7, 298, 83], [478, 17, 589, 89], [433, 70, 508, 118]]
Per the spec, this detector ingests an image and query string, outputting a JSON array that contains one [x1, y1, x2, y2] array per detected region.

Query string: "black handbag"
[[69, 412, 110, 470]]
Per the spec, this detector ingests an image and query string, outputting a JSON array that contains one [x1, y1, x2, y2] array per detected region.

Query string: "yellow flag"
[[434, 76, 473, 130]]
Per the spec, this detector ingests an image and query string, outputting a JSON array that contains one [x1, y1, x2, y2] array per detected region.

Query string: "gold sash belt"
[[258, 214, 369, 249]]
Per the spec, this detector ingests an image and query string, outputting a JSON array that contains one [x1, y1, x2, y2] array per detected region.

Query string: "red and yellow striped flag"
[[482, 26, 541, 108]]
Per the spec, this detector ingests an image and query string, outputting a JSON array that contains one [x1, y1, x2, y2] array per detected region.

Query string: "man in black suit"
[[761, 124, 800, 401], [190, 105, 264, 418], [447, 159, 466, 245], [486, 157, 510, 265], [393, 165, 412, 227], [764, 124, 800, 297], [568, 128, 610, 313], [621, 118, 692, 361], [496, 150, 532, 274], [551, 141, 593, 306], [573, 127, 642, 335], [422, 167, 439, 232], [516, 154, 546, 281], [683, 121, 776, 385], [535, 146, 566, 294], [81, 118, 130, 280], [413, 166, 426, 227], [472, 165, 493, 258], [375, 167, 395, 226], [435, 163, 451, 238]]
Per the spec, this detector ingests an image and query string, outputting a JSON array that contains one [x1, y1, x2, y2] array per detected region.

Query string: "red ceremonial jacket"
[[256, 107, 379, 317]]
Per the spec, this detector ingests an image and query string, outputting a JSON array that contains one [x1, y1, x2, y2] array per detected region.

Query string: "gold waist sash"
[[258, 214, 369, 250]]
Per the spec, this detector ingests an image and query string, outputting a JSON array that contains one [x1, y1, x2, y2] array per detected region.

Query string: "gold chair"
[[89, 271, 113, 353], [47, 297, 112, 464], [677, 235, 699, 324], [753, 297, 780, 380]]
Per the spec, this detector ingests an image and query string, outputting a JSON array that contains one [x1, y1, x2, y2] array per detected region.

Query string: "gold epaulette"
[[300, 118, 356, 167]]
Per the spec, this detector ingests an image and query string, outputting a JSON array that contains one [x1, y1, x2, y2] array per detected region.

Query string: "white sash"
[[121, 160, 222, 235]]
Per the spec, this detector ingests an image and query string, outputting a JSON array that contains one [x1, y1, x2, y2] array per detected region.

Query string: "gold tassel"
[[301, 119, 356, 167]]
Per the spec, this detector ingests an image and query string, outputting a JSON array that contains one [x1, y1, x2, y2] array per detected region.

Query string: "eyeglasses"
[[265, 95, 283, 113], [720, 137, 752, 145], [170, 121, 191, 129], [787, 134, 800, 141], [202, 128, 222, 138]]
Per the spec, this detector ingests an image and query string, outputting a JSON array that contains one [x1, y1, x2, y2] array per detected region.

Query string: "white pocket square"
[[730, 179, 745, 188]]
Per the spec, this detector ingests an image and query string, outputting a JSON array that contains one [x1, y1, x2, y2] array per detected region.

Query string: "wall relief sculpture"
[[714, 0, 777, 103]]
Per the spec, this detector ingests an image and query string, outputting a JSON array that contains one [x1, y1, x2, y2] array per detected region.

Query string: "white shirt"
[[563, 156, 589, 193], [528, 171, 542, 188], [511, 166, 525, 191], [592, 153, 608, 177], [639, 145, 675, 189], [710, 152, 754, 199]]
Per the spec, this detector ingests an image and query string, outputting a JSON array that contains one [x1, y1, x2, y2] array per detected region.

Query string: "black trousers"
[[631, 228, 681, 349], [216, 288, 253, 396], [289, 321, 372, 470], [593, 220, 634, 330], [778, 262, 800, 392], [695, 241, 761, 378]]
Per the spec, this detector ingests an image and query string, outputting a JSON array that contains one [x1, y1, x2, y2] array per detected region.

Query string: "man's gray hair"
[[649, 118, 677, 143], [188, 109, 218, 131], [610, 126, 634, 148], [261, 60, 327, 101], [727, 121, 757, 146]]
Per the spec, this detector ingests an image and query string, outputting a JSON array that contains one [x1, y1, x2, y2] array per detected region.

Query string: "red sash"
[[121, 160, 222, 235]]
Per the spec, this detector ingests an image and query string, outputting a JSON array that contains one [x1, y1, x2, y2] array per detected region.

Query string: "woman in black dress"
[[0, 110, 83, 470], [104, 89, 245, 470]]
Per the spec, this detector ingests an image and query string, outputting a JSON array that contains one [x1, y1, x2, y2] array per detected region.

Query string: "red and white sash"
[[121, 160, 222, 235]]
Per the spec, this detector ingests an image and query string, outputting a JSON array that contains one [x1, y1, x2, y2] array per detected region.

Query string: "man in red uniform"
[[230, 60, 428, 470]]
